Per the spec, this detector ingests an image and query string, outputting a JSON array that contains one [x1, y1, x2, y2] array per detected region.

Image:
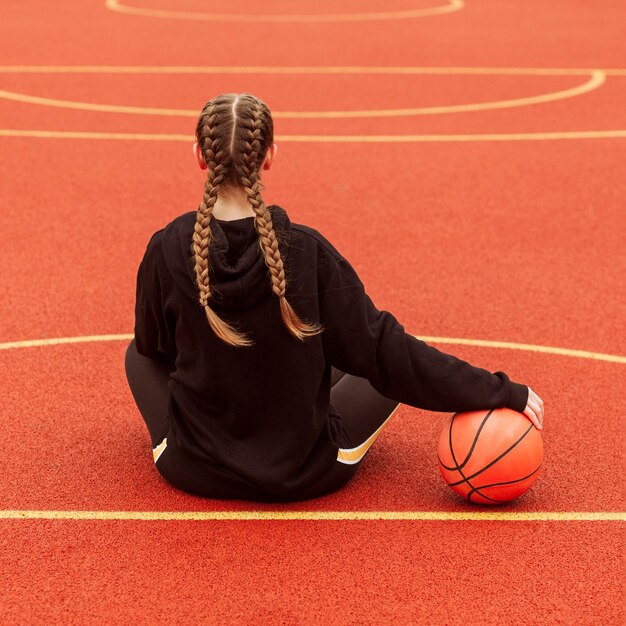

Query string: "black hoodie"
[[134, 204, 529, 498]]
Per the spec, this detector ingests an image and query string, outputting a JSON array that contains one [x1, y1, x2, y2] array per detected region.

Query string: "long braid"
[[237, 96, 323, 341], [192, 100, 253, 347]]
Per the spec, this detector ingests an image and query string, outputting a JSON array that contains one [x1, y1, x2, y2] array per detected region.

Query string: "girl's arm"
[[319, 256, 529, 414], [133, 234, 177, 366]]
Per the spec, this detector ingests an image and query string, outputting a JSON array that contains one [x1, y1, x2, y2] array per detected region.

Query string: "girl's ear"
[[193, 142, 207, 170], [262, 143, 278, 171]]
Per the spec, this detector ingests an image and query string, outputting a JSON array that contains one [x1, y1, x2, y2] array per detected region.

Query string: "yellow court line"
[[0, 510, 623, 521], [0, 72, 606, 118], [276, 131, 626, 142], [105, 0, 464, 23], [0, 333, 135, 350], [0, 65, 624, 75], [2, 129, 626, 143], [415, 336, 626, 363], [0, 130, 187, 141], [0, 333, 624, 363]]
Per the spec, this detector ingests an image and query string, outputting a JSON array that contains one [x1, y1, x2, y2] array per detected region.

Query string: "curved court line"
[[0, 71, 605, 119], [0, 333, 624, 363], [415, 336, 626, 363], [0, 65, 624, 76], [2, 129, 625, 143], [0, 510, 623, 521], [276, 130, 626, 142], [105, 0, 464, 23], [0, 333, 135, 350]]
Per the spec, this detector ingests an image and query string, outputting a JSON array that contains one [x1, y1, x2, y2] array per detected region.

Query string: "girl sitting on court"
[[124, 93, 544, 502]]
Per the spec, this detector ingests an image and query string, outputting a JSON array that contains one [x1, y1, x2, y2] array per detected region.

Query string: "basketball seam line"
[[439, 408, 494, 471], [448, 423, 534, 488], [445, 412, 538, 503], [447, 412, 501, 503], [466, 463, 543, 501]]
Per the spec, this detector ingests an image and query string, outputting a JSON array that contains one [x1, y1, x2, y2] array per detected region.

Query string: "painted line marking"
[[0, 65, 620, 138], [0, 65, 624, 75], [0, 333, 135, 350], [105, 0, 464, 23], [1, 129, 625, 143], [0, 71, 605, 118], [414, 336, 626, 363], [0, 333, 624, 363], [0, 340, 621, 519], [0, 510, 623, 521]]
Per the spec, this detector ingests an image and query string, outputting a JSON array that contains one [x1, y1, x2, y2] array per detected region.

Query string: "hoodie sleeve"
[[134, 233, 177, 365], [319, 255, 529, 413]]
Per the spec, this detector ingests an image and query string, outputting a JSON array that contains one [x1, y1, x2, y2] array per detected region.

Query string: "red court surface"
[[0, 1, 624, 624]]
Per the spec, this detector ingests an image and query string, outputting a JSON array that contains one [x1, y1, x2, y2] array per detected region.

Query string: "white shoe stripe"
[[152, 437, 168, 463], [336, 404, 401, 465]]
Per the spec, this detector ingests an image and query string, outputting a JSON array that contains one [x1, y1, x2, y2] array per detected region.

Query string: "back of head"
[[192, 93, 323, 348]]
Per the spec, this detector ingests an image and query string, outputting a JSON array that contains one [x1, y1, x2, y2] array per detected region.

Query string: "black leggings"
[[124, 339, 400, 502]]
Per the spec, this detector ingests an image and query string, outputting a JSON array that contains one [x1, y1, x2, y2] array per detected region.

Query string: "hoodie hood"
[[161, 204, 291, 312]]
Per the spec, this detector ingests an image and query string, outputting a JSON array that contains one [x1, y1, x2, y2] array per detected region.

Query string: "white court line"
[[0, 71, 605, 118], [1, 129, 625, 142], [0, 336, 623, 521], [0, 333, 624, 363], [0, 510, 623, 521], [104, 0, 465, 23], [0, 65, 623, 75]]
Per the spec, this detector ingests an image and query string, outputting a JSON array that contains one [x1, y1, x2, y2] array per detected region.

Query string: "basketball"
[[437, 407, 543, 505]]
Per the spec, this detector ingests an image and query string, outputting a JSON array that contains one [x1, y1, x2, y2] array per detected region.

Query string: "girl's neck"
[[212, 186, 256, 221]]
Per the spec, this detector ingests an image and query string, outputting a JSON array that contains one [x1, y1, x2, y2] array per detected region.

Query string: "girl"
[[124, 93, 544, 503]]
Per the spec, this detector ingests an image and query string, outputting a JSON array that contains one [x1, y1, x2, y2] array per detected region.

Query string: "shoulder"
[[140, 228, 167, 270], [289, 221, 345, 266], [143, 211, 195, 256], [270, 205, 362, 287], [268, 204, 346, 274], [289, 222, 361, 289]]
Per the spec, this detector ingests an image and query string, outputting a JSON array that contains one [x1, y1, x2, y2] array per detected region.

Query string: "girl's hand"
[[523, 387, 544, 430]]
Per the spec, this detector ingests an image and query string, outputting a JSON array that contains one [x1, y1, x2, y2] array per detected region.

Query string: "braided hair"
[[192, 93, 323, 347]]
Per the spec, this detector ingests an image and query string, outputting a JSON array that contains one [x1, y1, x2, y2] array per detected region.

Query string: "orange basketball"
[[437, 407, 543, 505]]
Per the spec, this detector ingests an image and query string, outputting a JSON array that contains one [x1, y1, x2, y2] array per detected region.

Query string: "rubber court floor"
[[0, 1, 624, 624]]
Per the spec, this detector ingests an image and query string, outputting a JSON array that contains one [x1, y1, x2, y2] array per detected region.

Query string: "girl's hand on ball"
[[523, 387, 544, 430]]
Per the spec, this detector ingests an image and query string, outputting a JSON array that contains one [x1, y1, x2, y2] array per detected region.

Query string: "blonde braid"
[[192, 102, 253, 347], [238, 100, 323, 341]]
